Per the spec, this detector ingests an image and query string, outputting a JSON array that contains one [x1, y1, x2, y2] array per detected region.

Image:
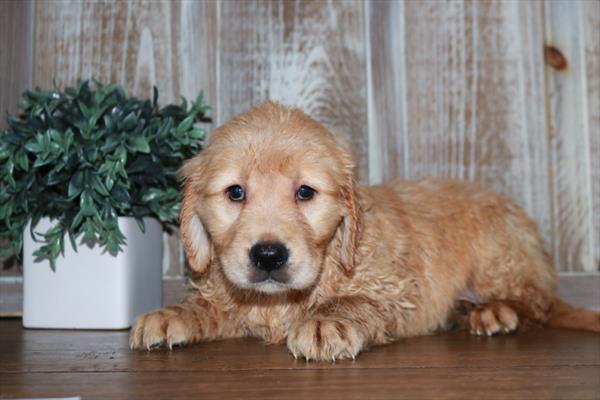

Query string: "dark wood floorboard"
[[1, 318, 599, 399]]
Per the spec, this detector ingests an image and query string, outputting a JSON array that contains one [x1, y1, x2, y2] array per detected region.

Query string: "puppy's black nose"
[[249, 241, 289, 272]]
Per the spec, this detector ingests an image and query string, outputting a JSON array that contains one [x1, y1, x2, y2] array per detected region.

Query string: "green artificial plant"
[[0, 80, 209, 268]]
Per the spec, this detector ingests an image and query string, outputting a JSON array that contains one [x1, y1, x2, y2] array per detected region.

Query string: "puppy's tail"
[[547, 298, 600, 332]]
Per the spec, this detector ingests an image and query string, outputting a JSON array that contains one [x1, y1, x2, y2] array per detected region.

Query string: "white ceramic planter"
[[23, 217, 163, 329]]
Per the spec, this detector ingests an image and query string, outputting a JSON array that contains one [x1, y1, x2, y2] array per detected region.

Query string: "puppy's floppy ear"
[[336, 144, 361, 274], [179, 158, 212, 274], [339, 177, 361, 274]]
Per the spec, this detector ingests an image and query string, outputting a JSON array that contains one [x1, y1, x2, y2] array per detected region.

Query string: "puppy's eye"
[[296, 185, 316, 201], [226, 185, 245, 201]]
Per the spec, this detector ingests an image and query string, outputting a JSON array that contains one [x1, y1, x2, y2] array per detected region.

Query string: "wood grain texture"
[[397, 0, 553, 250], [1, 319, 599, 399], [33, 0, 218, 277], [178, 0, 219, 123], [35, 0, 190, 102], [581, 0, 600, 272], [0, 279, 22, 317], [2, 367, 599, 400], [0, 0, 33, 130], [218, 0, 368, 181], [366, 0, 408, 183], [32, 0, 216, 116], [0, 0, 33, 282], [32, 0, 218, 140], [2, 321, 599, 373], [544, 0, 596, 272]]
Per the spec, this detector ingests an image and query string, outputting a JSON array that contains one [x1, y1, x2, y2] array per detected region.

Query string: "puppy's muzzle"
[[249, 241, 289, 283]]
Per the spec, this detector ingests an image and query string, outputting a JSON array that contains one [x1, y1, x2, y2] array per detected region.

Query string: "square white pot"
[[23, 217, 163, 329]]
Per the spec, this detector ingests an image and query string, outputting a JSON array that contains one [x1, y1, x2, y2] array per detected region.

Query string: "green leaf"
[[114, 146, 127, 164], [82, 219, 96, 243], [189, 128, 206, 139], [65, 86, 77, 97], [71, 210, 84, 230], [48, 129, 62, 143], [73, 120, 90, 135], [24, 142, 42, 153], [176, 116, 194, 135], [46, 170, 63, 185], [111, 185, 131, 204], [78, 100, 92, 118], [156, 118, 173, 139], [80, 190, 96, 216], [33, 155, 57, 168], [68, 170, 85, 198], [135, 217, 146, 233], [104, 174, 115, 191], [120, 112, 138, 131], [103, 114, 114, 131], [63, 129, 74, 151], [15, 150, 29, 171], [180, 96, 188, 112], [83, 144, 98, 162], [68, 230, 78, 252], [17, 98, 30, 110], [128, 135, 150, 153], [90, 173, 109, 196]]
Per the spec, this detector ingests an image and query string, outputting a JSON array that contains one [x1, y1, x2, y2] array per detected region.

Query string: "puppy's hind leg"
[[459, 276, 598, 335], [467, 301, 519, 336], [465, 286, 600, 334], [447, 300, 520, 336]]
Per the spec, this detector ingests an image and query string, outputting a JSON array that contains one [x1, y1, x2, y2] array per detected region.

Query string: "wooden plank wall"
[[0, 0, 33, 314], [1, 0, 598, 312]]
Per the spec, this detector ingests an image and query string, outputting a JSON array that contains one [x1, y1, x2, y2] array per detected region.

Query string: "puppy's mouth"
[[244, 266, 294, 294], [250, 268, 290, 284]]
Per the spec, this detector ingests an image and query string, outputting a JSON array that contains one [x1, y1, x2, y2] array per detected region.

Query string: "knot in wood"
[[544, 45, 568, 71]]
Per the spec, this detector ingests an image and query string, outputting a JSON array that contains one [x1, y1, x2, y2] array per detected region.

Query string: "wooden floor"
[[0, 319, 598, 400]]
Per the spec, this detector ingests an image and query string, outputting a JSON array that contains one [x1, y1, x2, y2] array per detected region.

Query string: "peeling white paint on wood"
[[366, 0, 409, 184], [544, 0, 595, 272], [218, 0, 368, 181], [581, 0, 600, 273]]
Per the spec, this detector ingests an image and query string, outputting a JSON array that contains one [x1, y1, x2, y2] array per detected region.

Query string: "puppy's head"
[[180, 102, 360, 294]]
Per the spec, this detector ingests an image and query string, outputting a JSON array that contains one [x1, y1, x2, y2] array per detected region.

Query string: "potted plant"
[[0, 80, 208, 329]]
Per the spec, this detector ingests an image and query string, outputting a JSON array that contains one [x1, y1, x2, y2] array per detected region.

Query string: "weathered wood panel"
[[372, 0, 553, 254], [0, 0, 33, 286], [178, 0, 219, 123], [0, 0, 33, 128], [33, 0, 218, 276], [218, 0, 368, 181], [581, 0, 600, 272], [544, 0, 596, 272], [34, 0, 216, 106], [366, 0, 408, 184]]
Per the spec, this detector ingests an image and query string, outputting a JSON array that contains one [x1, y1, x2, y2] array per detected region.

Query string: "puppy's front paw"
[[286, 319, 365, 362], [129, 308, 196, 350]]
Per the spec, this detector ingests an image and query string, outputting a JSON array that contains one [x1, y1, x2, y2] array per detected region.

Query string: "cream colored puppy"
[[130, 102, 599, 361]]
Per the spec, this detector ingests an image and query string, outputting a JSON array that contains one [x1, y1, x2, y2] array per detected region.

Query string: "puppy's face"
[[181, 102, 358, 294]]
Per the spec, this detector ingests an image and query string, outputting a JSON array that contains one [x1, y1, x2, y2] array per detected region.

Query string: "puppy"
[[130, 102, 600, 361]]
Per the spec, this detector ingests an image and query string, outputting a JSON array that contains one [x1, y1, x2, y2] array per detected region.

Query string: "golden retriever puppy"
[[130, 102, 600, 361]]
